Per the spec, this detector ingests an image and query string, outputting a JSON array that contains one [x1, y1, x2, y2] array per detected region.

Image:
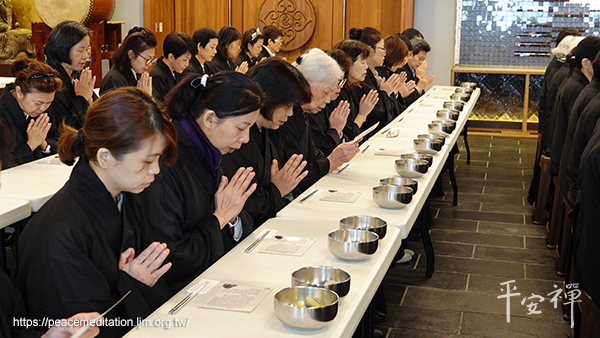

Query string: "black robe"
[[538, 56, 563, 134], [46, 62, 93, 132], [0, 270, 42, 338], [149, 57, 182, 103], [257, 46, 272, 62], [375, 65, 408, 112], [307, 100, 343, 156], [550, 68, 589, 177], [136, 120, 253, 293], [575, 119, 600, 309], [221, 125, 289, 226], [278, 105, 330, 195], [207, 54, 234, 73], [558, 78, 600, 205], [99, 66, 138, 96], [542, 61, 574, 155], [360, 68, 402, 138], [18, 159, 170, 338], [233, 51, 256, 69], [398, 62, 422, 106], [0, 85, 55, 166], [566, 94, 600, 206], [186, 56, 213, 76]]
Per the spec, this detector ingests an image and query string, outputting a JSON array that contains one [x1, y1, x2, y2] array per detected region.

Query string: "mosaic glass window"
[[457, 0, 600, 67]]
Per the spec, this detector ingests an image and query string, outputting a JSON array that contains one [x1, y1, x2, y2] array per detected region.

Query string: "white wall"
[[102, 0, 145, 77], [414, 0, 457, 86]]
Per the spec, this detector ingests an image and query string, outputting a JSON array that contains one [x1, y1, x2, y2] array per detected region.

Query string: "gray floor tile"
[[478, 221, 545, 237], [480, 202, 532, 214], [437, 209, 524, 224], [455, 192, 525, 205], [431, 229, 525, 248], [417, 255, 525, 278], [385, 305, 462, 334], [431, 218, 478, 232], [384, 267, 468, 291], [484, 186, 527, 196], [461, 312, 570, 338], [525, 264, 563, 282], [474, 246, 555, 265], [526, 237, 549, 250]]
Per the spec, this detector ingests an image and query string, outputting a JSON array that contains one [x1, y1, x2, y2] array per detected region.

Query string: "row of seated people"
[[531, 28, 600, 330], [0, 21, 436, 337]]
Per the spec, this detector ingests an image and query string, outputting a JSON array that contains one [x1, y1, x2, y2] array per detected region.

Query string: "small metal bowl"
[[443, 100, 465, 111], [401, 152, 434, 168], [436, 109, 460, 121], [460, 82, 477, 89], [450, 93, 470, 102], [327, 229, 379, 260], [417, 134, 445, 147], [292, 266, 351, 298], [372, 185, 413, 208], [455, 87, 473, 94], [380, 176, 418, 194], [428, 122, 453, 136], [274, 286, 339, 329], [432, 119, 457, 132], [395, 158, 429, 177], [340, 215, 387, 240], [413, 138, 443, 154]]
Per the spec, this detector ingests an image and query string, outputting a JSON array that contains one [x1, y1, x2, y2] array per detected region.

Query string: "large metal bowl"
[[417, 134, 445, 147], [401, 152, 433, 168], [274, 286, 339, 329], [432, 119, 456, 132], [436, 109, 460, 121], [460, 82, 477, 89], [291, 266, 351, 298], [428, 122, 453, 136], [327, 229, 378, 260], [379, 176, 418, 194], [395, 158, 429, 177], [455, 87, 473, 94], [443, 100, 465, 111], [413, 138, 443, 154], [450, 93, 470, 102], [340, 215, 387, 240], [372, 185, 413, 208]]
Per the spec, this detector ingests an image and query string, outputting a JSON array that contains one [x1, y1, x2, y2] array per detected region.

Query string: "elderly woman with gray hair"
[[278, 48, 360, 195]]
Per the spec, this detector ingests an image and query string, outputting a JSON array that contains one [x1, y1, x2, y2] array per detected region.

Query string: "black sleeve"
[[307, 107, 341, 156], [151, 74, 171, 103], [47, 90, 88, 130]]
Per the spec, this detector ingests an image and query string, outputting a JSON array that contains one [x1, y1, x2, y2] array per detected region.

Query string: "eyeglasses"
[[136, 53, 157, 66], [338, 78, 347, 88], [377, 47, 387, 54], [275, 39, 283, 43]]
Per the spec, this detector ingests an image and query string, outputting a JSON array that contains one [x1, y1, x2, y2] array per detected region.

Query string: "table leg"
[[449, 152, 459, 206], [0, 228, 6, 274], [354, 300, 375, 338], [422, 199, 435, 278]]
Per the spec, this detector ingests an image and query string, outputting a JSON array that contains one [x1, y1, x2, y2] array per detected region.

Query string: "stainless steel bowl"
[[274, 286, 339, 329], [417, 134, 445, 147], [395, 158, 429, 177], [372, 185, 413, 208], [292, 266, 351, 298], [443, 100, 465, 111], [455, 87, 473, 94], [401, 152, 434, 168], [450, 93, 470, 102], [436, 109, 460, 121], [428, 122, 453, 136], [460, 82, 477, 89], [432, 119, 456, 132], [327, 229, 379, 260], [340, 215, 387, 240], [379, 176, 418, 194], [413, 138, 443, 154]]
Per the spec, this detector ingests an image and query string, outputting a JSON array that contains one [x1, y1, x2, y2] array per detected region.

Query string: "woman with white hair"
[[278, 48, 360, 194]]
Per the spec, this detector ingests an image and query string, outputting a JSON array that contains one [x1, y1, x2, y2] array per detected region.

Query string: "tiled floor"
[[377, 135, 571, 338]]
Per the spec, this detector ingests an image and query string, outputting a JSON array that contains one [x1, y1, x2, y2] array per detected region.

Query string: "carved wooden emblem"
[[257, 0, 316, 51]]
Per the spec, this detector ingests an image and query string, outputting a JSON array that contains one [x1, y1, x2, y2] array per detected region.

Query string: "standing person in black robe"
[[234, 28, 263, 70], [150, 31, 195, 102], [575, 118, 600, 311], [550, 37, 600, 179], [18, 88, 177, 338], [208, 26, 248, 74], [187, 27, 218, 76], [136, 72, 262, 293], [278, 48, 360, 194], [100, 27, 157, 96], [0, 60, 62, 166], [257, 25, 283, 62], [222, 58, 311, 226], [44, 20, 96, 133], [398, 37, 435, 107], [559, 52, 600, 206]]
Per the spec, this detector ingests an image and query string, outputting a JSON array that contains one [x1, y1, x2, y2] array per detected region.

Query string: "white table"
[[0, 197, 30, 270], [125, 218, 401, 338], [0, 155, 73, 212], [0, 77, 15, 90]]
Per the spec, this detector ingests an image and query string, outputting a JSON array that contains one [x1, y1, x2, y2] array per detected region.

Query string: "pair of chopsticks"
[[336, 163, 350, 174], [168, 281, 209, 315], [245, 230, 270, 253], [299, 188, 318, 204]]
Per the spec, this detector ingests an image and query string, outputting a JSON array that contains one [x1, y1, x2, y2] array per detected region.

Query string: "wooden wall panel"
[[345, 0, 382, 34], [174, 0, 229, 37], [144, 0, 175, 56]]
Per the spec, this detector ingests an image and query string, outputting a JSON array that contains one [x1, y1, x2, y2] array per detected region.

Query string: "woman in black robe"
[[208, 26, 248, 74], [18, 88, 177, 338], [187, 27, 218, 76], [257, 25, 283, 62], [233, 28, 264, 70], [222, 58, 311, 227], [0, 60, 62, 166], [44, 20, 97, 132], [136, 72, 262, 292], [100, 27, 157, 96], [150, 31, 195, 102]]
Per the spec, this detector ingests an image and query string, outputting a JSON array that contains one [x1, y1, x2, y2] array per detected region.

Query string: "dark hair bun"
[[128, 26, 143, 35], [11, 59, 30, 77], [348, 28, 362, 41]]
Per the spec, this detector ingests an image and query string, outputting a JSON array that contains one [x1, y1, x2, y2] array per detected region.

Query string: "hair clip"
[[251, 28, 261, 41], [190, 74, 209, 88], [296, 56, 303, 64], [130, 26, 143, 34], [29, 73, 56, 80]]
